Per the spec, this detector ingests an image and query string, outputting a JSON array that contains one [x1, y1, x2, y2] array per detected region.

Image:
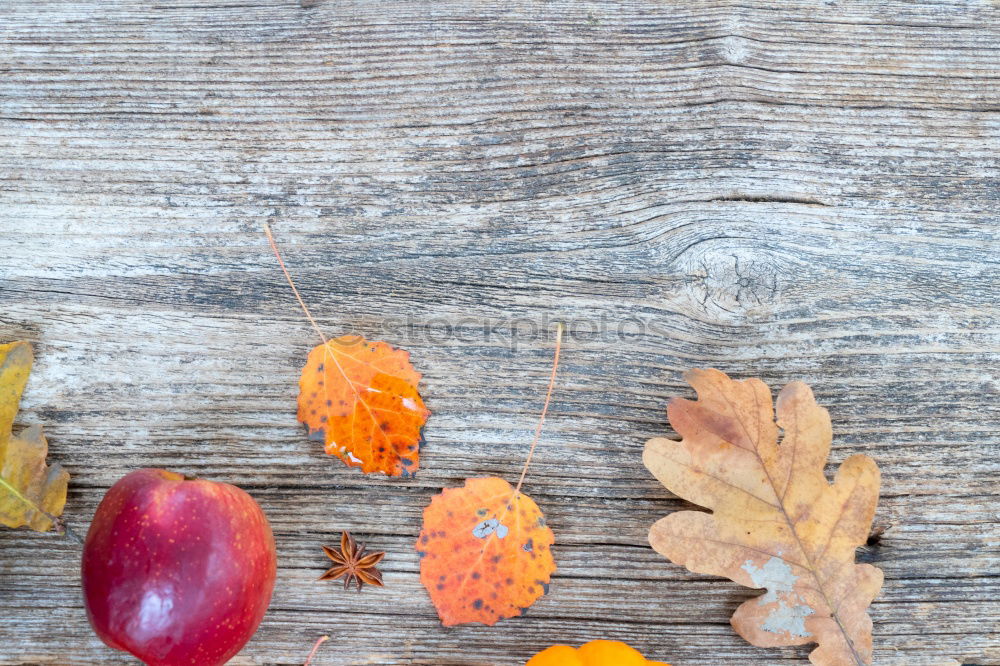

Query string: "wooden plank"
[[1, 0, 998, 664]]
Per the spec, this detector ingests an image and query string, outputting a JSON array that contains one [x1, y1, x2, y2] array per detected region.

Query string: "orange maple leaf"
[[644, 369, 882, 666], [266, 225, 430, 477], [416, 325, 562, 626]]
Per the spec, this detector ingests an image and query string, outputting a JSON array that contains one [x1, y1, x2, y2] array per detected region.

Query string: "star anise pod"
[[319, 531, 385, 591]]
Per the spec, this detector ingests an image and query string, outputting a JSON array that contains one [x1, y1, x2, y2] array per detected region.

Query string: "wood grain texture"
[[1, 0, 998, 664]]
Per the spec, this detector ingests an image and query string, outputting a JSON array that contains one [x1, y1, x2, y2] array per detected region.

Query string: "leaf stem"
[[59, 519, 84, 546], [303, 634, 329, 666], [513, 322, 564, 496], [0, 475, 74, 541], [263, 223, 329, 347]]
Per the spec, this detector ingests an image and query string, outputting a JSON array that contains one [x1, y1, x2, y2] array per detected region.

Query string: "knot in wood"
[[681, 242, 783, 323]]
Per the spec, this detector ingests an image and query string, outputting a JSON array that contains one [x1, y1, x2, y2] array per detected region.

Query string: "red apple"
[[82, 468, 277, 666]]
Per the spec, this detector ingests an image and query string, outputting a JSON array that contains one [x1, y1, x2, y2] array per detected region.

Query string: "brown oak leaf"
[[643, 369, 882, 666]]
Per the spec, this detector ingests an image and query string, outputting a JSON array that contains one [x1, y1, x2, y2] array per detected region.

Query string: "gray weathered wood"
[[1, 0, 998, 664]]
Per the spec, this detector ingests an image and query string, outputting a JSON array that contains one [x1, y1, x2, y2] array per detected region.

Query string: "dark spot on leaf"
[[472, 599, 483, 610], [867, 524, 889, 546]]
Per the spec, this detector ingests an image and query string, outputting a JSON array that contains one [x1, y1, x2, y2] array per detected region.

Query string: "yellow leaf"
[[643, 369, 882, 666], [0, 341, 69, 532]]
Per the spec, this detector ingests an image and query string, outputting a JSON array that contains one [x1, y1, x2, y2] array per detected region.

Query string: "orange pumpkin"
[[526, 640, 669, 666]]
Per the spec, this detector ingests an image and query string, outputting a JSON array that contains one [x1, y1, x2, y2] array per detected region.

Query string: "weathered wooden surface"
[[1, 0, 998, 664]]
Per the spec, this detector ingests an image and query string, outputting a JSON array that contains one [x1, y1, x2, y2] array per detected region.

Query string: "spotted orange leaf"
[[416, 476, 555, 626], [265, 224, 431, 477], [298, 335, 429, 477], [416, 325, 563, 626]]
